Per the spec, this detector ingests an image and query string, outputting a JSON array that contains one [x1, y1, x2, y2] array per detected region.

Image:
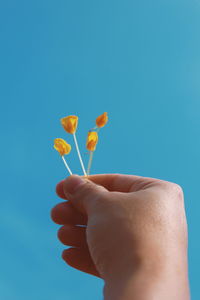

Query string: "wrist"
[[103, 251, 189, 300]]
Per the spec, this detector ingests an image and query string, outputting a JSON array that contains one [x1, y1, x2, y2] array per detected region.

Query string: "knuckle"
[[77, 180, 93, 192], [75, 181, 93, 197], [174, 183, 184, 198], [76, 180, 105, 197], [156, 180, 184, 201], [168, 182, 184, 201]]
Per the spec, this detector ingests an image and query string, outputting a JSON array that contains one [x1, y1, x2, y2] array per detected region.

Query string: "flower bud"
[[61, 115, 78, 134], [86, 131, 98, 151], [96, 112, 108, 128], [54, 138, 71, 156]]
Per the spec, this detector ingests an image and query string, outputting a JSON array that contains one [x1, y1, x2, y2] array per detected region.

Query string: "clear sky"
[[0, 0, 200, 299]]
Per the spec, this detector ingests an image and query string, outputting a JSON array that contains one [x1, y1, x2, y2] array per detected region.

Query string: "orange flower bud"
[[96, 112, 108, 128], [54, 138, 71, 156], [86, 131, 98, 151], [61, 115, 78, 134]]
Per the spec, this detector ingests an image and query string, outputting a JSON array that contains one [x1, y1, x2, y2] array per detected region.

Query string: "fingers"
[[57, 223, 98, 277], [62, 175, 109, 214], [56, 180, 66, 199], [88, 173, 142, 192], [56, 174, 157, 201], [88, 173, 158, 193], [57, 225, 87, 248], [51, 201, 87, 225], [62, 247, 101, 278]]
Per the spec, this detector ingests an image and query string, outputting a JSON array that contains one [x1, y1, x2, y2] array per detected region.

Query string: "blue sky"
[[0, 0, 200, 299]]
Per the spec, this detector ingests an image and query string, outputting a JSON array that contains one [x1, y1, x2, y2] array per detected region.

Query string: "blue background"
[[0, 0, 199, 299]]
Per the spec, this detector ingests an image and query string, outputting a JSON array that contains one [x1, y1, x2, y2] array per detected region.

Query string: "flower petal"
[[96, 112, 108, 128], [61, 116, 78, 134], [54, 138, 71, 155], [86, 131, 98, 151]]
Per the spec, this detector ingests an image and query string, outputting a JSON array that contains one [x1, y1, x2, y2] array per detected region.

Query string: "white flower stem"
[[86, 128, 100, 175], [87, 151, 94, 175], [61, 156, 72, 175], [73, 133, 87, 176]]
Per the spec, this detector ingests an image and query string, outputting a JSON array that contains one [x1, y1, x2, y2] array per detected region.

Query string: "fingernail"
[[64, 175, 86, 196]]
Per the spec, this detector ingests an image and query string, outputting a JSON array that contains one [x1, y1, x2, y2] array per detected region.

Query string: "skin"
[[51, 174, 190, 300]]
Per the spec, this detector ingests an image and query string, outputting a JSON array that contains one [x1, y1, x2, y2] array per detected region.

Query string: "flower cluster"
[[53, 112, 108, 176]]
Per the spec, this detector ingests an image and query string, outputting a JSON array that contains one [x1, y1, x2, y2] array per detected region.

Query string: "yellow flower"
[[96, 112, 108, 128], [86, 131, 98, 151], [61, 115, 78, 134], [54, 138, 71, 156]]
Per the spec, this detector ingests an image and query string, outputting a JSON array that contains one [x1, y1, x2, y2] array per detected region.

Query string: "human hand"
[[51, 174, 189, 300]]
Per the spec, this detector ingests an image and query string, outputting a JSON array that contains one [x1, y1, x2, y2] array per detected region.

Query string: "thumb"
[[63, 175, 108, 214]]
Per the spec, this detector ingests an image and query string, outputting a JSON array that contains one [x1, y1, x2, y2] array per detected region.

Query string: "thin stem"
[[91, 126, 100, 132], [73, 133, 87, 176], [87, 127, 100, 175], [61, 156, 72, 175], [87, 151, 94, 175]]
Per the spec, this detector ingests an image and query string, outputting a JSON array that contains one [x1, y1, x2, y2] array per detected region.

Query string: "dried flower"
[[54, 138, 72, 175], [86, 131, 98, 151], [61, 115, 78, 134], [54, 112, 109, 177], [96, 112, 108, 128], [54, 138, 71, 156], [60, 115, 87, 176]]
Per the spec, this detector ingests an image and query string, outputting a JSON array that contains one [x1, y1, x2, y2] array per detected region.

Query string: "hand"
[[51, 174, 189, 300]]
